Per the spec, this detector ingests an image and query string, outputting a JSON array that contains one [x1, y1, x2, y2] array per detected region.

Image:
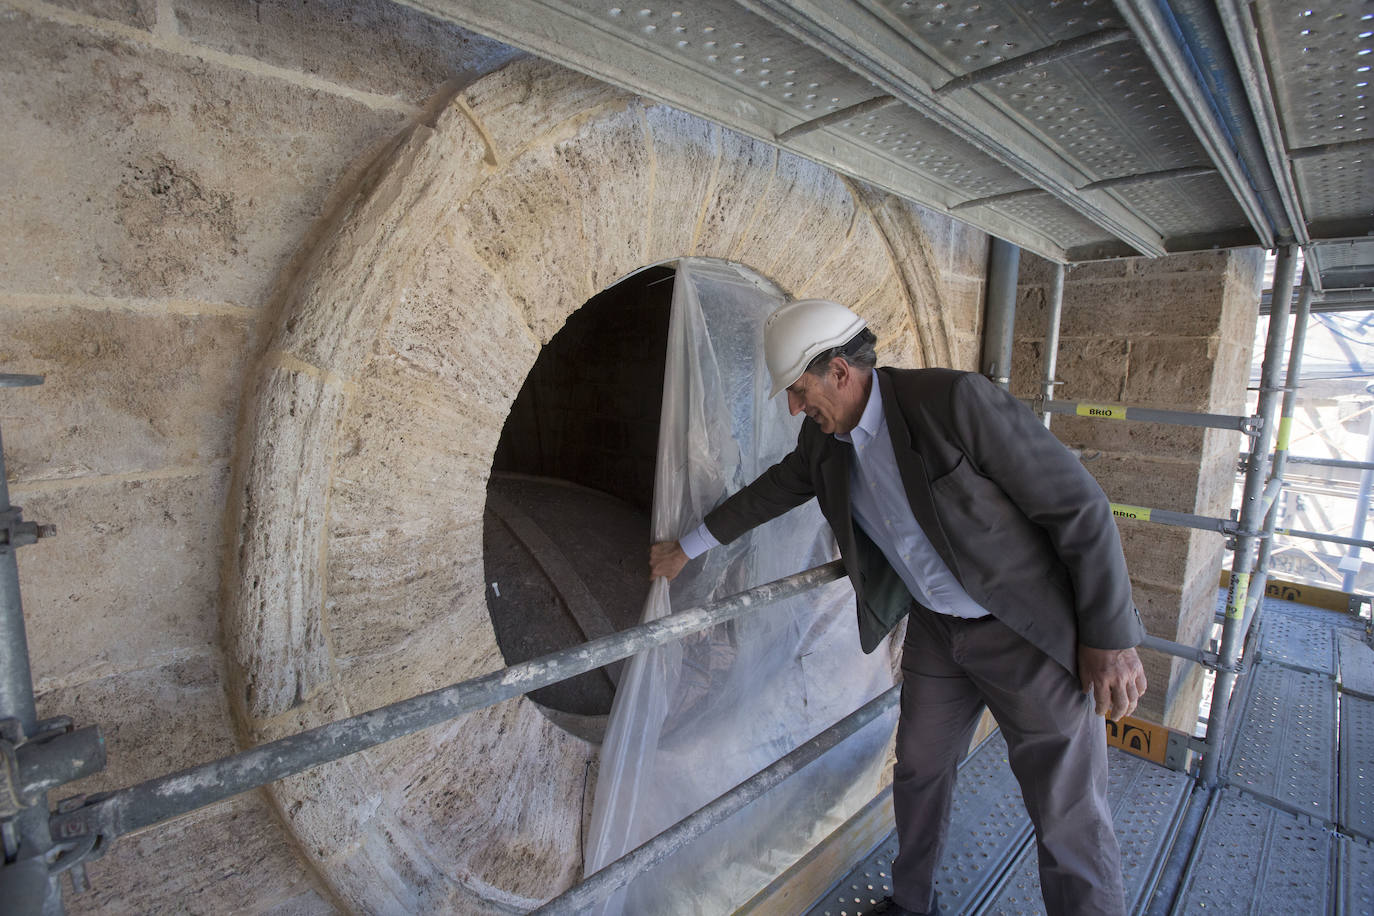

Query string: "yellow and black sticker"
[[1077, 403, 1127, 420], [1105, 715, 1171, 766], [1111, 503, 1152, 522]]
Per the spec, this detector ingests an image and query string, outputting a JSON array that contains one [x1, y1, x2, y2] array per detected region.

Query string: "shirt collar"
[[836, 373, 884, 447]]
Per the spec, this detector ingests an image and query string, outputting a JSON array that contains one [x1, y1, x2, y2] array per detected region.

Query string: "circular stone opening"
[[484, 264, 674, 741]]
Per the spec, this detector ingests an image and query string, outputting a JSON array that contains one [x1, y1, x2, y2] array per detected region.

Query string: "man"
[[650, 299, 1146, 916]]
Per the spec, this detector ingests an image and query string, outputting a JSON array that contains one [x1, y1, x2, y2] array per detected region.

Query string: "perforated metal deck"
[[803, 737, 1189, 916], [1225, 660, 1337, 821], [1340, 694, 1374, 842], [1171, 788, 1334, 914], [1255, 610, 1338, 674], [1338, 630, 1374, 700], [974, 751, 1191, 915]]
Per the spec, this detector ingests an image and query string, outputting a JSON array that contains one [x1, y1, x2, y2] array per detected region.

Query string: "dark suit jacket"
[[703, 367, 1143, 675]]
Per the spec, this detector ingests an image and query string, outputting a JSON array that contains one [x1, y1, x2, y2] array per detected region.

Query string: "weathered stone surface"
[[0, 10, 407, 305], [460, 57, 633, 164], [1084, 454, 1202, 513], [46, 0, 156, 29], [640, 105, 717, 263], [801, 206, 901, 319], [378, 235, 538, 404], [171, 0, 522, 105], [742, 158, 855, 296], [17, 470, 227, 690], [228, 367, 343, 720], [693, 127, 783, 263], [1057, 273, 1230, 340], [455, 143, 595, 343], [553, 102, 655, 292], [66, 793, 321, 916], [1123, 337, 1228, 411], [35, 651, 235, 794], [275, 107, 490, 378], [858, 272, 919, 368], [0, 305, 256, 480]]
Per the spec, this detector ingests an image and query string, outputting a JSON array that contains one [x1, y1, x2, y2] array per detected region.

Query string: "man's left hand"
[[1077, 645, 1147, 721]]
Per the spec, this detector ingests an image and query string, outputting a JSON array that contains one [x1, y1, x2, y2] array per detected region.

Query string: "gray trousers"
[[891, 604, 1127, 916]]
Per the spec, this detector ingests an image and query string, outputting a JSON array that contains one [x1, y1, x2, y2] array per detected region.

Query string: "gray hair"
[[803, 327, 878, 377]]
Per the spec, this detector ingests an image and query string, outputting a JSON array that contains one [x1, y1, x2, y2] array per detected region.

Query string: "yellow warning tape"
[[1110, 503, 1152, 522], [1226, 572, 1249, 620], [1077, 403, 1127, 420], [1277, 416, 1292, 451]]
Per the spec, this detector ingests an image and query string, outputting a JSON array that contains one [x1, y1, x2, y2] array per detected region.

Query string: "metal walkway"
[[795, 593, 1374, 916]]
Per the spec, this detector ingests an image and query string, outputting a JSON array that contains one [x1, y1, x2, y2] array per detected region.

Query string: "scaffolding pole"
[[44, 562, 846, 859], [1201, 244, 1299, 787], [1034, 399, 1256, 432], [534, 685, 901, 915], [1241, 269, 1313, 636], [1040, 262, 1065, 428]]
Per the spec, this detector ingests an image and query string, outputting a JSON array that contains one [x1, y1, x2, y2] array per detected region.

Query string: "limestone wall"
[[1, 2, 989, 912], [1011, 251, 1264, 730]]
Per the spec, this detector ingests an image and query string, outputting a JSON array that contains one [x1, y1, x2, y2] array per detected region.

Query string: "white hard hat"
[[763, 299, 868, 397]]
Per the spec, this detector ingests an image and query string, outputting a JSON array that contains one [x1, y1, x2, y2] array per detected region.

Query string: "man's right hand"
[[650, 541, 689, 581]]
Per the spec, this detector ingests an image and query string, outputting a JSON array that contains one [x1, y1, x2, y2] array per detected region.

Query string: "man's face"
[[785, 359, 865, 435]]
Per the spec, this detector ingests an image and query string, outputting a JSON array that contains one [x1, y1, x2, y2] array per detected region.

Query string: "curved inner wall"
[[224, 56, 970, 911], [484, 265, 673, 732]]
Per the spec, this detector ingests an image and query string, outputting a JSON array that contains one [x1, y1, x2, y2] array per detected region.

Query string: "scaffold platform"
[[776, 591, 1374, 915]]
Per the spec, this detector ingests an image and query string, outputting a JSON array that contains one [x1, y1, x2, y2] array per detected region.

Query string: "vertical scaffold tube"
[[981, 238, 1020, 389], [1245, 268, 1313, 634], [1201, 245, 1298, 787], [1040, 262, 1065, 428], [0, 393, 64, 914]]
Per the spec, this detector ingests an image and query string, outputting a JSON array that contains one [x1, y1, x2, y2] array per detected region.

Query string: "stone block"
[[171, 0, 522, 105], [16, 469, 227, 690], [1046, 337, 1131, 403], [1085, 454, 1201, 513], [859, 273, 921, 368], [35, 651, 236, 795], [801, 209, 900, 315], [0, 11, 407, 305], [642, 104, 719, 262], [912, 202, 988, 281], [693, 127, 783, 262], [1117, 522, 1193, 588], [460, 57, 634, 164], [1057, 273, 1229, 340], [47, 0, 155, 29], [378, 235, 539, 415], [254, 889, 338, 916], [552, 102, 654, 292], [0, 305, 256, 480], [275, 106, 490, 379], [1123, 337, 1224, 411], [228, 367, 343, 720], [944, 276, 985, 337], [66, 793, 318, 916], [455, 144, 596, 343], [731, 154, 854, 296]]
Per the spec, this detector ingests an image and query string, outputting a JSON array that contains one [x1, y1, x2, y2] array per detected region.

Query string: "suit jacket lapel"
[[876, 370, 964, 581], [819, 443, 854, 555]]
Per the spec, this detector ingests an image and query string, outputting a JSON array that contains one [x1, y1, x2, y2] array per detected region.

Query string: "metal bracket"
[[0, 506, 55, 551], [1240, 416, 1263, 436]]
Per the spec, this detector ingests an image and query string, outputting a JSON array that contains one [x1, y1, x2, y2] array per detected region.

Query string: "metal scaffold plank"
[[1172, 789, 1333, 914], [1339, 694, 1374, 842], [1338, 836, 1374, 916], [1226, 662, 1337, 822], [804, 732, 1031, 916], [971, 749, 1192, 915], [1256, 611, 1337, 675], [1337, 631, 1374, 700]]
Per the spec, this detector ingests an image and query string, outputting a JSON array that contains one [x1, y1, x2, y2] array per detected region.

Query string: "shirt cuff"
[[679, 522, 720, 560]]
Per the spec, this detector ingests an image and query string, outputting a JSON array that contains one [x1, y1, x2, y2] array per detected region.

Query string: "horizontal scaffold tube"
[[1031, 398, 1256, 433], [48, 561, 847, 844], [533, 684, 902, 915]]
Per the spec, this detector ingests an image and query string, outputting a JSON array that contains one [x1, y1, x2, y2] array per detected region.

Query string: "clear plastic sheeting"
[[583, 259, 896, 914]]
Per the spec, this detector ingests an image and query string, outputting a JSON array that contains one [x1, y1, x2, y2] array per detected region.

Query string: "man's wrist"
[[679, 523, 720, 559]]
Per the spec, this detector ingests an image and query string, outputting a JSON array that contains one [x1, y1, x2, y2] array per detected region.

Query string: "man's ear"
[[830, 356, 852, 386]]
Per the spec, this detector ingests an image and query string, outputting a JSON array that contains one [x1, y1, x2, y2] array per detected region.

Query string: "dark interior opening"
[[483, 264, 674, 739]]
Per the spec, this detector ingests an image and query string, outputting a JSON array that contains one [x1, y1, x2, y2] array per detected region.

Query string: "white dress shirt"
[[683, 375, 990, 619]]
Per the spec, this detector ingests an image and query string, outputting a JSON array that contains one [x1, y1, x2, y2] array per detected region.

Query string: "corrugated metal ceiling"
[[403, 0, 1372, 291]]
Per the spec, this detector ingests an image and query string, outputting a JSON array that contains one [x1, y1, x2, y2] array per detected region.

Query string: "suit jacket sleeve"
[[702, 430, 818, 545], [945, 373, 1141, 650]]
